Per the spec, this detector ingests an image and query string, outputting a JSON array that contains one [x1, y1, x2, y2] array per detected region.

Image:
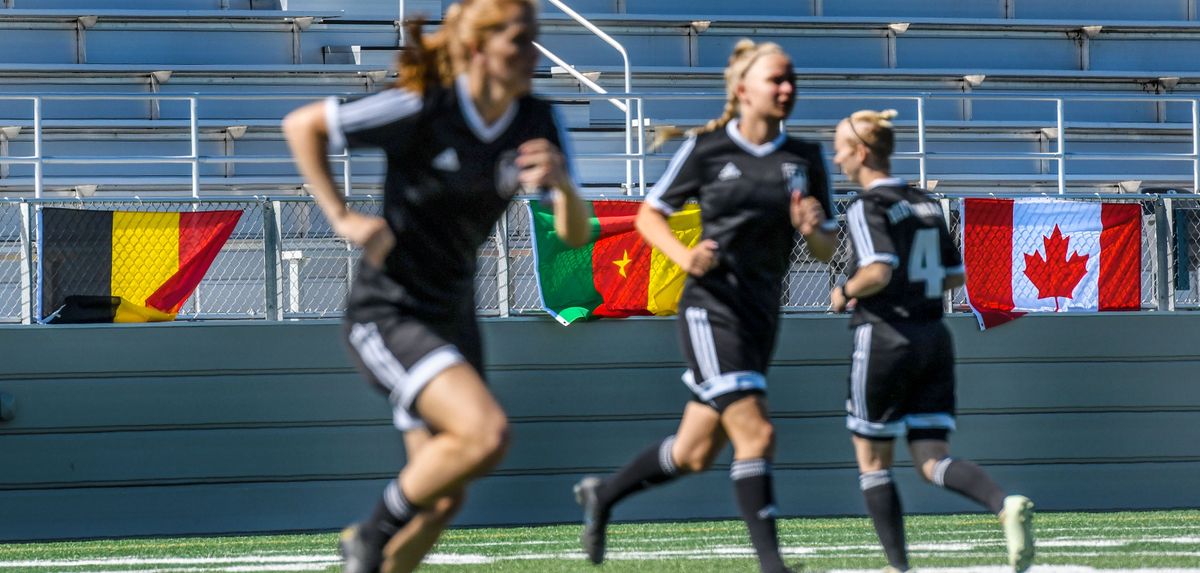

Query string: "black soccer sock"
[[595, 435, 681, 510], [931, 457, 1006, 514], [359, 479, 421, 549], [861, 469, 909, 571], [732, 459, 788, 573]]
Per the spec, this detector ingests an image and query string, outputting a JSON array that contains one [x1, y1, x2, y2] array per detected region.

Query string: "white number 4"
[[909, 228, 945, 299]]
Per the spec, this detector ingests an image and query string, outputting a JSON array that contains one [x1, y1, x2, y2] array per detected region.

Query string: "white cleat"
[[1001, 494, 1035, 573]]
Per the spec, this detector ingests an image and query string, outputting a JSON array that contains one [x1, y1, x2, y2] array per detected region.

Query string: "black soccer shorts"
[[677, 305, 771, 412], [845, 319, 957, 440]]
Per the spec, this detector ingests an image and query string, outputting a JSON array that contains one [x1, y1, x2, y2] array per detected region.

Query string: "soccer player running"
[[829, 109, 1035, 573], [573, 40, 838, 573], [283, 1, 589, 571]]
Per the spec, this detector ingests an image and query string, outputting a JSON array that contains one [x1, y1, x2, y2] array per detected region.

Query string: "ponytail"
[[652, 39, 786, 150]]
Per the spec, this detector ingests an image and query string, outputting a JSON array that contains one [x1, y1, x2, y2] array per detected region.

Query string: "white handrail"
[[533, 42, 627, 113], [543, 0, 638, 194]]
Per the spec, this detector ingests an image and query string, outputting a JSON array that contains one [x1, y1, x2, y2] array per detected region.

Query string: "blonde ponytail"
[[652, 39, 787, 150], [396, 0, 537, 93]]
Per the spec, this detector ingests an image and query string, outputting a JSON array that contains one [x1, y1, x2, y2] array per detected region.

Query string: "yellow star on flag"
[[613, 250, 632, 278]]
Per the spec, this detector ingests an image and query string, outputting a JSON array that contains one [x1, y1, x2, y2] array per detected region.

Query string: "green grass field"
[[0, 510, 1197, 572]]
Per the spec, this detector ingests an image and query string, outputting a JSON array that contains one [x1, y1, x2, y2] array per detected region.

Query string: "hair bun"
[[731, 39, 757, 61]]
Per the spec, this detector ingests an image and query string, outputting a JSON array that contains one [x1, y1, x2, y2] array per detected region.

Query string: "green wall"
[[0, 313, 1197, 540]]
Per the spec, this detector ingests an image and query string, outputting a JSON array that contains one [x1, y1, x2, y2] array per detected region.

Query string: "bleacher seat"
[[2, 0, 1200, 196]]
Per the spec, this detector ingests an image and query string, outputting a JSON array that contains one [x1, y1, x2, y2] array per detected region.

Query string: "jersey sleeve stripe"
[[645, 135, 697, 215], [847, 201, 900, 267], [339, 89, 423, 134], [820, 219, 841, 232], [324, 96, 347, 153]]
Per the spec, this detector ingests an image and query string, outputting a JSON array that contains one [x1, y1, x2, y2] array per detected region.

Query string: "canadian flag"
[[962, 198, 1142, 329]]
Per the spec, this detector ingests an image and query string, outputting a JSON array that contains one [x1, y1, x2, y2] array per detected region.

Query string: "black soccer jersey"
[[844, 178, 964, 326], [327, 75, 572, 317], [647, 120, 837, 328]]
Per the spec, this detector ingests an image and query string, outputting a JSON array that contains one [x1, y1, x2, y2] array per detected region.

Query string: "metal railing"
[[5, 91, 1200, 199], [536, 0, 640, 193], [0, 193, 1194, 325]]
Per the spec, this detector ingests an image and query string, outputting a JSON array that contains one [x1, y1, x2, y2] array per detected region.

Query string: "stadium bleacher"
[[2, 0, 1200, 196], [3, 0, 1200, 545]]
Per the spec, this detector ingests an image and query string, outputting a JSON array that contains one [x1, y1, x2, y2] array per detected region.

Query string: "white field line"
[[433, 526, 1200, 549], [2, 536, 1199, 571]]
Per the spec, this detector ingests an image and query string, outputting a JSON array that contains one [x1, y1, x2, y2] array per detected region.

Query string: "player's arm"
[[793, 143, 839, 262], [831, 262, 892, 312], [940, 213, 965, 291], [282, 100, 392, 266], [516, 138, 590, 248], [831, 199, 898, 312], [637, 135, 714, 276], [636, 202, 718, 277], [791, 192, 837, 262]]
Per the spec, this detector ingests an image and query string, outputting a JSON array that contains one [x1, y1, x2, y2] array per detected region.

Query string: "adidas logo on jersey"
[[432, 148, 460, 172], [718, 162, 742, 181]]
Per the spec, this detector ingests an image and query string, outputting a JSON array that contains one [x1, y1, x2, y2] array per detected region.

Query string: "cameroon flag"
[[38, 207, 242, 323], [530, 200, 701, 325]]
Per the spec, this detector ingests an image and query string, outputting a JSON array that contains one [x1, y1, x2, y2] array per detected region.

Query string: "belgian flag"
[[38, 207, 242, 323]]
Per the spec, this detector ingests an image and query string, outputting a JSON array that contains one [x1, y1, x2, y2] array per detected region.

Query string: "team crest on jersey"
[[782, 162, 808, 196], [495, 149, 523, 198]]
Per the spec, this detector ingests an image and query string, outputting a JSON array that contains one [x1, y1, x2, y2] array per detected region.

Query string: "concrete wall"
[[0, 313, 1197, 540]]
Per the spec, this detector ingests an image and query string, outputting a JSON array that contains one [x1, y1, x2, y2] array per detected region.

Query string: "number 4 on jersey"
[[909, 228, 946, 299]]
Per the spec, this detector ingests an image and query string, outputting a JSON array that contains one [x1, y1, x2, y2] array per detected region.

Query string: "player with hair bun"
[[831, 108, 1036, 573]]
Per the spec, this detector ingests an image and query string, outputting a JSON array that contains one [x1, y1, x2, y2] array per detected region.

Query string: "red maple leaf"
[[1023, 224, 1089, 310]]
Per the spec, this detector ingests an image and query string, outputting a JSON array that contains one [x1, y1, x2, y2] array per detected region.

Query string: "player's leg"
[[847, 322, 911, 572], [343, 363, 504, 573], [852, 435, 907, 572], [907, 321, 1033, 573], [722, 393, 790, 573], [575, 400, 727, 564], [380, 428, 468, 573]]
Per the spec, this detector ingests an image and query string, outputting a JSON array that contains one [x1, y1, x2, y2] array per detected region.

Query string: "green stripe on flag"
[[530, 200, 602, 324]]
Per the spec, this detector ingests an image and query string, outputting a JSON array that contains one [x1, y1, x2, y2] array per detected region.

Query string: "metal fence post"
[[1155, 196, 1176, 311], [18, 201, 34, 324], [940, 197, 954, 313], [496, 214, 511, 318], [263, 199, 284, 320]]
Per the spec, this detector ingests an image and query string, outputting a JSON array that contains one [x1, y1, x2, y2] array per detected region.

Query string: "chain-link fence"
[[0, 194, 1191, 323]]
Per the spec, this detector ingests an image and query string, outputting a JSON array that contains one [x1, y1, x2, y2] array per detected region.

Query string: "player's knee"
[[675, 443, 718, 473], [428, 491, 467, 524], [915, 460, 936, 483], [457, 415, 509, 471], [735, 420, 776, 457]]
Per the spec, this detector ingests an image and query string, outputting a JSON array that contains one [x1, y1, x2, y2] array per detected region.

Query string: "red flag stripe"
[[144, 210, 241, 313], [963, 198, 1019, 328], [1099, 203, 1142, 310], [591, 201, 652, 318]]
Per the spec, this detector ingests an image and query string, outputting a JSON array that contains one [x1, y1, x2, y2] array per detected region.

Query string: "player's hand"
[[333, 211, 394, 268], [791, 191, 825, 236], [830, 285, 856, 313], [516, 138, 571, 192], [684, 239, 719, 277]]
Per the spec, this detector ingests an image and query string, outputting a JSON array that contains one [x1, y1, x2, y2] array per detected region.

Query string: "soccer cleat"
[[574, 476, 609, 565], [339, 524, 384, 573], [1001, 495, 1036, 573]]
